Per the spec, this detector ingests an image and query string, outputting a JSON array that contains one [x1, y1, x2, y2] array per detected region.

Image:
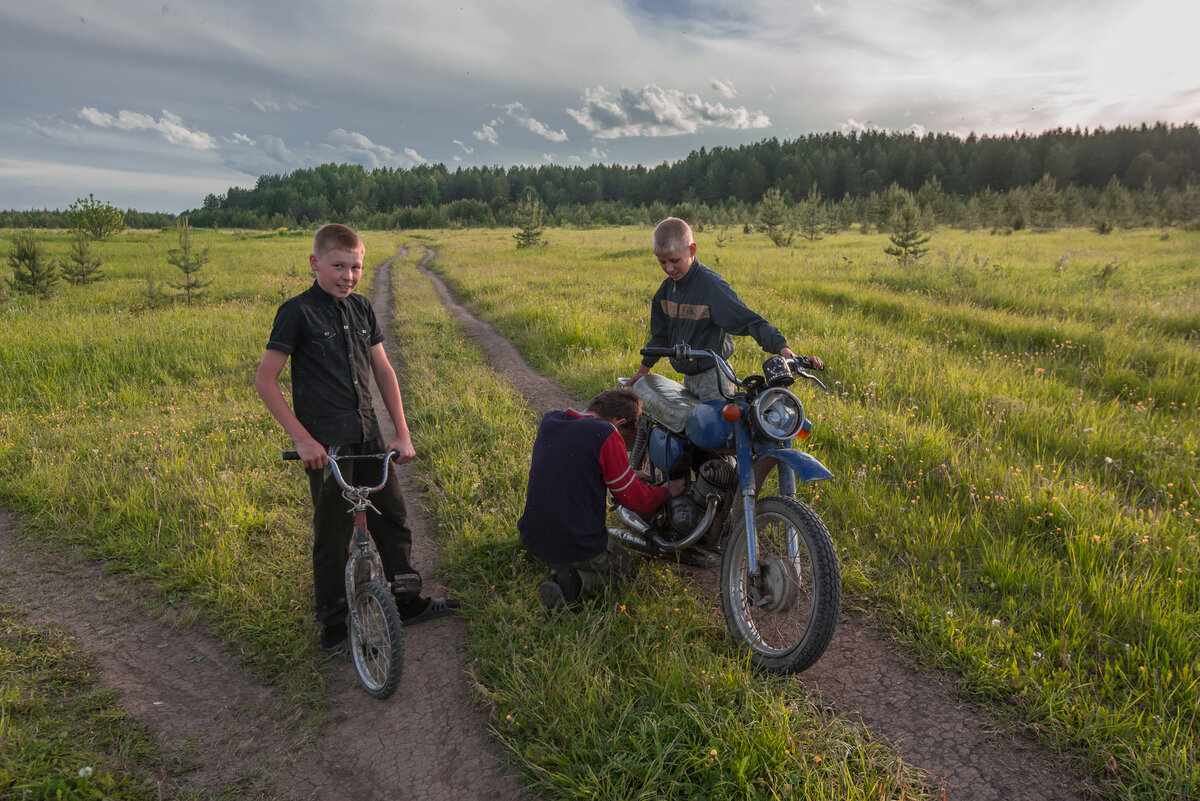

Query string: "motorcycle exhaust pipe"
[[608, 497, 719, 554]]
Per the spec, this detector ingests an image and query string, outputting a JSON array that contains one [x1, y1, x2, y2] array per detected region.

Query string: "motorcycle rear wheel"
[[720, 496, 840, 674], [349, 580, 404, 699]]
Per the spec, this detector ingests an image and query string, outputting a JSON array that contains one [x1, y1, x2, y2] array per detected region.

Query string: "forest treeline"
[[5, 122, 1200, 232]]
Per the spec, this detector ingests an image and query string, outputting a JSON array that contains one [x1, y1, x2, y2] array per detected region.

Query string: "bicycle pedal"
[[391, 572, 422, 595]]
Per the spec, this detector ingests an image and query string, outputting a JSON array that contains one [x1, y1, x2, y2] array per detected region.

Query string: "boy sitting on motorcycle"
[[518, 388, 685, 608], [625, 217, 824, 401]]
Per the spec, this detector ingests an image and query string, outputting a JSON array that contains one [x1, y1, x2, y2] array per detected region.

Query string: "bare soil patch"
[[415, 246, 1099, 801]]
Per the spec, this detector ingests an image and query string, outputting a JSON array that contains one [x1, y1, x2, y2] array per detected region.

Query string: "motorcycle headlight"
[[750, 387, 804, 440]]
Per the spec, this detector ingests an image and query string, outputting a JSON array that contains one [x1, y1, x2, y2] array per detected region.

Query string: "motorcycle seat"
[[632, 373, 699, 434]]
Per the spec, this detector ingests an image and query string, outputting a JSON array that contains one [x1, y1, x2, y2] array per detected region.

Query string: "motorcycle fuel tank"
[[685, 400, 735, 450], [648, 427, 686, 473]]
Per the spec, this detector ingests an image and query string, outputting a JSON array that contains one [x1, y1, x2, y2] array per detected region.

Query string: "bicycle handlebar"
[[282, 448, 401, 495]]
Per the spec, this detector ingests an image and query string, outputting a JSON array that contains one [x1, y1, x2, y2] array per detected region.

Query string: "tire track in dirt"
[[414, 245, 1099, 801], [0, 252, 529, 801]]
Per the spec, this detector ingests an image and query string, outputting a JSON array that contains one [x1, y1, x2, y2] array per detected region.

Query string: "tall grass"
[[386, 242, 929, 799], [0, 227, 929, 799], [424, 225, 1199, 800], [0, 228, 399, 795], [1, 224, 1194, 799]]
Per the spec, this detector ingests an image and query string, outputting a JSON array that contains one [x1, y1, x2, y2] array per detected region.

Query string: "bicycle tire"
[[348, 580, 404, 699]]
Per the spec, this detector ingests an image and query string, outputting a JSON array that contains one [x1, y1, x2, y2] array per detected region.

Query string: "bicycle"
[[283, 447, 405, 699]]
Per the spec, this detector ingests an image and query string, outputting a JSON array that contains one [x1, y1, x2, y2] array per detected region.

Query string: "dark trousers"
[[307, 438, 420, 627]]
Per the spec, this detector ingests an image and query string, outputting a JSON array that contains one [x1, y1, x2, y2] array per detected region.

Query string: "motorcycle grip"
[[639, 346, 675, 357], [282, 451, 300, 460]]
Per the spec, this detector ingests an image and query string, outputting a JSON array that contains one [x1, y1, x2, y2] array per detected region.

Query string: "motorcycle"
[[613, 344, 840, 674]]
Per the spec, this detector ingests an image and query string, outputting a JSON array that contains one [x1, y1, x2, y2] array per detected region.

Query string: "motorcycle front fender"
[[759, 448, 834, 484]]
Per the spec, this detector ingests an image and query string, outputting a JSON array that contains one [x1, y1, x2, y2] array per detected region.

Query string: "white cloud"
[[589, 146, 609, 160], [258, 134, 293, 162], [77, 107, 216, 150], [251, 96, 313, 113], [453, 139, 474, 154], [839, 118, 927, 138], [505, 102, 568, 142], [322, 129, 423, 168], [567, 85, 771, 139], [710, 79, 738, 99], [473, 123, 499, 145]]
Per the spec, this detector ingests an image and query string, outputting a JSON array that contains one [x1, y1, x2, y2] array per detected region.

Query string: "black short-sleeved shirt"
[[266, 280, 382, 446]]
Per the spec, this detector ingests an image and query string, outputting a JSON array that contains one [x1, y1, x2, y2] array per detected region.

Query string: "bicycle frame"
[[325, 446, 398, 589]]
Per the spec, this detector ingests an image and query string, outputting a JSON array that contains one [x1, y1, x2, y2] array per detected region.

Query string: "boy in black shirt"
[[255, 223, 457, 653]]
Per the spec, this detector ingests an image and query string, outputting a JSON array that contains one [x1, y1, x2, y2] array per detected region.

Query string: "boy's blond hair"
[[313, 223, 363, 257], [652, 217, 694, 254]]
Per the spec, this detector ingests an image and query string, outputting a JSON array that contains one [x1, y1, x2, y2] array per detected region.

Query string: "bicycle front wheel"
[[348, 580, 404, 699]]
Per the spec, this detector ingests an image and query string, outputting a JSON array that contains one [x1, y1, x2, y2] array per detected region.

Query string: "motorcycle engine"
[[665, 458, 736, 536]]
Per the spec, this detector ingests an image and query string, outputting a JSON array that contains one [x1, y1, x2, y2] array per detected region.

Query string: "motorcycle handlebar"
[[639, 343, 827, 392], [641, 344, 740, 387]]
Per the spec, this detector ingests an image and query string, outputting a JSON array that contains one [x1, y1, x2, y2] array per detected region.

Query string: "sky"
[[2, 0, 1198, 213]]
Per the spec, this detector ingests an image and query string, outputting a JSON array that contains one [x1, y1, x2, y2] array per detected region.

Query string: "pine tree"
[[759, 187, 793, 247], [796, 183, 826, 242], [6, 231, 58, 296], [167, 216, 211, 305], [1028, 174, 1061, 231], [61, 230, 103, 285], [884, 199, 931, 266], [513, 190, 545, 249]]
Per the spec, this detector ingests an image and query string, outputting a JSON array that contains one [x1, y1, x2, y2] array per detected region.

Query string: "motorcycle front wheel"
[[349, 580, 404, 699], [720, 496, 840, 674]]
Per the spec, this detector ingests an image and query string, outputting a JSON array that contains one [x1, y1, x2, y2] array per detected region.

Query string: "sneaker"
[[320, 622, 348, 654]]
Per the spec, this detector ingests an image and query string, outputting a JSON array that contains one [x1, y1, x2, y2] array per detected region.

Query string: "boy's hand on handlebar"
[[805, 355, 825, 371], [386, 435, 416, 465], [667, 478, 686, 498], [295, 438, 329, 470]]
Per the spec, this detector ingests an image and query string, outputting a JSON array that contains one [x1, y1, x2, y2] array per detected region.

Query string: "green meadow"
[[0, 225, 1196, 799]]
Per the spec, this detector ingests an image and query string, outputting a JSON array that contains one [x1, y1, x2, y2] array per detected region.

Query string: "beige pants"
[[683, 367, 736, 402]]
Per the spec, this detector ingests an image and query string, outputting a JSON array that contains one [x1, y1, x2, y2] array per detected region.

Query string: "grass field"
[[0, 224, 1196, 799]]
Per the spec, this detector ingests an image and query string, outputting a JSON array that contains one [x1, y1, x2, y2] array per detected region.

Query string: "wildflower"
[[991, 619, 1002, 627], [78, 767, 93, 779], [710, 749, 718, 757]]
